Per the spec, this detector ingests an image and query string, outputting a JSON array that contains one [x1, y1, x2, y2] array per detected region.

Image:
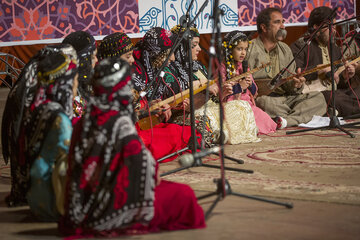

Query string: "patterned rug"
[[160, 122, 360, 205], [1, 121, 359, 205]]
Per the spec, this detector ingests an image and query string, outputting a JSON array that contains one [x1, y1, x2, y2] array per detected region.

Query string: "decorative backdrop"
[[0, 0, 356, 46]]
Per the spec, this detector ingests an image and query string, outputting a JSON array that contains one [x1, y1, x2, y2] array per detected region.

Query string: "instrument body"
[[255, 55, 359, 96], [138, 63, 270, 130]]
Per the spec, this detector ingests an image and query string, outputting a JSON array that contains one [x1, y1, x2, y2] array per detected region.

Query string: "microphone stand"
[[159, 0, 251, 177], [286, 13, 360, 137], [197, 0, 293, 220]]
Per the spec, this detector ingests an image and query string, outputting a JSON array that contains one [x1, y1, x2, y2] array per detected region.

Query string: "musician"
[[246, 8, 327, 129], [344, 31, 360, 58], [160, 24, 209, 99], [291, 6, 358, 117], [63, 31, 98, 118], [97, 30, 200, 162], [60, 57, 205, 236], [98, 32, 174, 122], [220, 30, 277, 134], [157, 24, 217, 146], [165, 26, 259, 145]]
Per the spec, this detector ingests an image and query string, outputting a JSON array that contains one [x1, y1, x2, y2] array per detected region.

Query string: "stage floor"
[[1, 88, 360, 240]]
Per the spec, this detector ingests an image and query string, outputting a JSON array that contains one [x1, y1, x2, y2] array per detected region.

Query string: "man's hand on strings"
[[319, 66, 340, 84], [293, 68, 306, 88], [342, 61, 356, 79]]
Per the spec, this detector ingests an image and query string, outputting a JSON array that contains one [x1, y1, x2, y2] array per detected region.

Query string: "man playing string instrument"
[[246, 8, 327, 129], [290, 6, 359, 117]]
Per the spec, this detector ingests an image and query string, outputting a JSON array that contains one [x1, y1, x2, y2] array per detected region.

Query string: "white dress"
[[195, 99, 260, 144]]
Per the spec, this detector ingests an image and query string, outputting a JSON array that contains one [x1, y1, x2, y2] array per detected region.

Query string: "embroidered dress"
[[2, 44, 77, 207], [220, 62, 277, 134], [130, 28, 198, 161], [25, 53, 78, 221], [195, 99, 260, 144], [221, 30, 276, 135], [60, 57, 205, 237], [27, 112, 72, 220], [63, 31, 97, 102]]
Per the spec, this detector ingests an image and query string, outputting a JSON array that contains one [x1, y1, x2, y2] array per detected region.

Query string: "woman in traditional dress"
[[63, 31, 98, 118], [220, 30, 277, 134], [163, 26, 259, 144], [59, 57, 205, 237], [97, 29, 199, 162], [158, 24, 219, 147], [25, 52, 78, 221], [2, 44, 77, 207]]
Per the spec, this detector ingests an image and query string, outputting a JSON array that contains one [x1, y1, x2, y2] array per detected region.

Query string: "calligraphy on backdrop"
[[0, 0, 355, 46]]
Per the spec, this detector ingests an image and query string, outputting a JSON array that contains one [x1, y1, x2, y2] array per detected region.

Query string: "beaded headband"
[[171, 24, 200, 37], [37, 54, 72, 83], [222, 31, 249, 77]]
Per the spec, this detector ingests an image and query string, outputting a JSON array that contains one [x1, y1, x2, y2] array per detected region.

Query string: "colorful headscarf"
[[63, 31, 97, 101], [62, 57, 156, 233], [222, 30, 248, 79], [97, 32, 134, 60], [160, 24, 202, 98], [2, 44, 77, 207], [25, 52, 78, 165], [132, 27, 175, 98]]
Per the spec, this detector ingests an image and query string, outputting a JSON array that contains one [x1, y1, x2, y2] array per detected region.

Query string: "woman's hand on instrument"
[[152, 99, 172, 122], [209, 83, 219, 96], [160, 103, 172, 122], [184, 98, 190, 109]]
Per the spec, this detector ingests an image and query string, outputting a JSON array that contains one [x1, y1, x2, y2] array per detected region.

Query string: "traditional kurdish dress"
[[132, 27, 199, 161], [193, 32, 260, 144], [2, 44, 77, 207], [25, 53, 78, 221], [59, 57, 205, 237], [221, 30, 277, 135], [63, 31, 97, 103], [220, 62, 277, 134]]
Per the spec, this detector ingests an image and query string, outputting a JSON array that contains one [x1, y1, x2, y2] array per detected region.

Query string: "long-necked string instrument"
[[138, 62, 270, 130], [256, 55, 359, 97]]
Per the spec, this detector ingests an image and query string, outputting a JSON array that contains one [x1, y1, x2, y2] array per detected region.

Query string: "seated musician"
[[291, 6, 359, 117], [25, 52, 78, 221], [160, 25, 260, 145], [219, 30, 277, 134], [97, 30, 200, 162], [3, 43, 78, 207], [246, 8, 327, 129], [62, 31, 98, 118], [59, 57, 205, 237]]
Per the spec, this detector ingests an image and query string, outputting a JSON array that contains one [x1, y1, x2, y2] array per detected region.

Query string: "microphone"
[[267, 71, 283, 90], [242, 60, 248, 74], [179, 146, 221, 167]]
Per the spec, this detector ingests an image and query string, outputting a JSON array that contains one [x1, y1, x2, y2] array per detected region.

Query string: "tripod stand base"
[[160, 158, 253, 177], [286, 116, 357, 138], [198, 179, 293, 220]]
